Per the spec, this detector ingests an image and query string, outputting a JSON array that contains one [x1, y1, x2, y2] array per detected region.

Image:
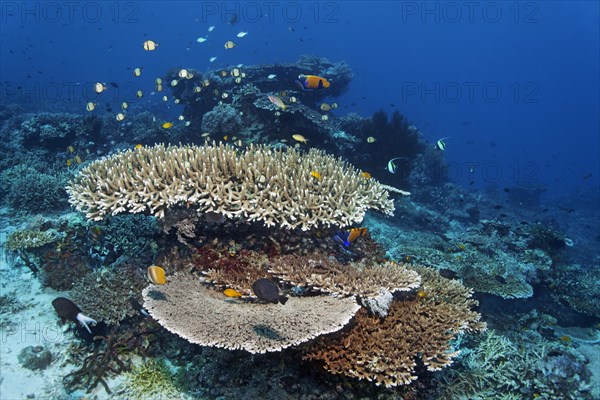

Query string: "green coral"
[[123, 359, 184, 399]]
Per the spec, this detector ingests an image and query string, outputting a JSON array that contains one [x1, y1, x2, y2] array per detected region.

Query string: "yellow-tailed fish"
[[224, 40, 236, 49], [136, 90, 143, 98], [133, 67, 142, 77], [147, 265, 166, 285], [67, 145, 75, 153], [292, 134, 308, 143], [121, 101, 128, 110], [116, 113, 125, 121], [85, 102, 96, 112], [74, 155, 83, 164], [320, 103, 331, 111], [367, 136, 376, 143]]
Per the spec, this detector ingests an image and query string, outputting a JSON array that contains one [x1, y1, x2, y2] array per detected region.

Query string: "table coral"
[[66, 143, 395, 230]]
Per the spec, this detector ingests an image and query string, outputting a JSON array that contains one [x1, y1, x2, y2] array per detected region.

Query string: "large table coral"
[[142, 273, 361, 354], [66, 143, 394, 230]]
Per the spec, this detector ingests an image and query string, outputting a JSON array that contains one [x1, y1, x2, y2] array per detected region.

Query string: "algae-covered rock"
[[18, 346, 52, 370]]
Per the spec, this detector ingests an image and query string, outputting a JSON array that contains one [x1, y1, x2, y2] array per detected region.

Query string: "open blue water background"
[[1, 1, 598, 199]]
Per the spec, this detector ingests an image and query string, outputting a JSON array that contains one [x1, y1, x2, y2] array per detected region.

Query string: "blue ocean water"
[[1, 1, 598, 195], [1, 1, 599, 399]]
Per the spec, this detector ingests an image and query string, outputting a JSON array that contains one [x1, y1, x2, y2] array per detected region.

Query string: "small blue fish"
[[333, 231, 351, 247]]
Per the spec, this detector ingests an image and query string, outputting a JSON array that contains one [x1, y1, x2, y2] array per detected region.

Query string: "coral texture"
[[142, 273, 361, 354], [303, 267, 486, 387], [70, 264, 147, 325], [268, 254, 421, 298], [66, 143, 394, 230]]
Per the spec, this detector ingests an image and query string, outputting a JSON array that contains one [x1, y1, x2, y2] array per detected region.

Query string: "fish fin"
[[278, 295, 288, 305]]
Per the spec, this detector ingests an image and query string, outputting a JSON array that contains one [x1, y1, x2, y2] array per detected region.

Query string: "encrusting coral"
[[142, 273, 361, 354], [66, 143, 395, 230], [302, 266, 486, 387]]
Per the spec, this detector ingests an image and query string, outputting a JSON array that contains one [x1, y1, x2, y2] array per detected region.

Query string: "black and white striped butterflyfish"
[[435, 137, 451, 151]]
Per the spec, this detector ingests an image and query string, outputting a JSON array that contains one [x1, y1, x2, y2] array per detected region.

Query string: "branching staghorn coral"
[[302, 266, 486, 387], [66, 143, 395, 230]]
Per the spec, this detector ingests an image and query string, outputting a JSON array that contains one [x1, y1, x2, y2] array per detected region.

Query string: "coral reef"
[[18, 346, 53, 370], [70, 263, 147, 325], [5, 226, 64, 252], [434, 324, 595, 400], [268, 253, 421, 298], [340, 110, 428, 188], [1, 112, 101, 151], [66, 143, 395, 230], [64, 320, 159, 394], [142, 273, 361, 353], [369, 211, 557, 299], [201, 103, 243, 135], [121, 359, 184, 399], [547, 263, 600, 318], [0, 164, 69, 214], [303, 267, 485, 387], [87, 214, 161, 266]]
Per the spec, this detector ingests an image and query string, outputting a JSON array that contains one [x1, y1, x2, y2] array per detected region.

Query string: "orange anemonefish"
[[295, 74, 330, 91], [147, 265, 167, 285]]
